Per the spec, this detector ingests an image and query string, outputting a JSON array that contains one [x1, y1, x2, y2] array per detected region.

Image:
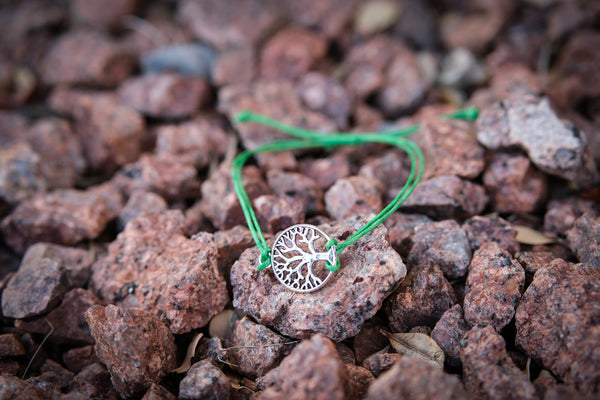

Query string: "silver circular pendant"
[[269, 224, 336, 293]]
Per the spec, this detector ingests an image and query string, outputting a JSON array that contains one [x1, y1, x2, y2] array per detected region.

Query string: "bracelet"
[[232, 107, 478, 293]]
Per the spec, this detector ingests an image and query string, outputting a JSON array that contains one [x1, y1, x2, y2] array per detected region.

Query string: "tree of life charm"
[[270, 224, 337, 293]]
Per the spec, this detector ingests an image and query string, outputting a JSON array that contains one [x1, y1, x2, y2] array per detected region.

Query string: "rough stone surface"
[[0, 141, 47, 206], [62, 345, 99, 374], [431, 304, 470, 368], [260, 27, 327, 81], [297, 72, 351, 130], [352, 318, 389, 365], [213, 48, 256, 87], [407, 220, 471, 279], [362, 353, 402, 377], [516, 259, 600, 394], [346, 364, 375, 400], [232, 216, 406, 341], [117, 190, 167, 231], [253, 194, 305, 234], [141, 383, 176, 400], [257, 334, 350, 400], [299, 154, 351, 190], [226, 317, 292, 379], [15, 288, 99, 345], [384, 213, 432, 257], [461, 325, 537, 400], [267, 169, 325, 216], [179, 360, 230, 400], [544, 197, 599, 237], [40, 30, 133, 87], [325, 176, 382, 220], [49, 89, 145, 174], [0, 372, 52, 400], [464, 242, 525, 331], [462, 215, 520, 256], [118, 73, 211, 119], [1, 243, 94, 318], [358, 149, 412, 202], [566, 214, 600, 270], [1, 184, 122, 253], [90, 210, 228, 334], [63, 361, 119, 400], [85, 304, 177, 399], [477, 96, 599, 187], [483, 152, 547, 213], [70, 0, 138, 29], [0, 333, 25, 358], [111, 154, 200, 202], [212, 225, 260, 284], [515, 251, 555, 276], [401, 175, 488, 219], [386, 262, 456, 333]]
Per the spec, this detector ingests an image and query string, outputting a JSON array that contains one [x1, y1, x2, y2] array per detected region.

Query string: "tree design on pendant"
[[270, 224, 336, 292]]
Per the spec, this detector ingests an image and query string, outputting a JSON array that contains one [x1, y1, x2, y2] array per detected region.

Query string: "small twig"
[[22, 319, 54, 379]]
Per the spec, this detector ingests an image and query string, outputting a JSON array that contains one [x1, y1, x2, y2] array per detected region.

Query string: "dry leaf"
[[381, 330, 445, 368], [172, 332, 203, 374], [209, 309, 244, 339], [513, 225, 556, 245]]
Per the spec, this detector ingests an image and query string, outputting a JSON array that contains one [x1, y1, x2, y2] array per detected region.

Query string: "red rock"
[[516, 259, 600, 394], [16, 288, 99, 345], [0, 141, 47, 205], [142, 383, 176, 400], [297, 72, 351, 130], [28, 358, 74, 396], [489, 63, 543, 100], [213, 225, 261, 282], [353, 318, 389, 364], [346, 365, 374, 400], [407, 220, 471, 279], [201, 163, 271, 230], [178, 0, 283, 50], [431, 304, 470, 368], [462, 215, 520, 255], [49, 89, 145, 174], [400, 175, 488, 219], [0, 359, 19, 375], [40, 30, 134, 87], [386, 262, 457, 333], [566, 214, 600, 270], [335, 342, 356, 365], [227, 318, 292, 379], [384, 212, 432, 256], [0, 372, 51, 400], [461, 325, 537, 400], [117, 191, 167, 231], [85, 304, 177, 398], [362, 353, 402, 377], [90, 210, 228, 334], [515, 251, 555, 276], [118, 73, 211, 119], [232, 216, 406, 341], [183, 200, 213, 237], [267, 169, 325, 216], [477, 96, 599, 187], [358, 149, 412, 202], [253, 194, 305, 234], [112, 154, 200, 202], [365, 356, 470, 400], [299, 153, 351, 190], [1, 184, 122, 253], [283, 0, 360, 37], [63, 362, 119, 400], [155, 116, 228, 170], [325, 176, 382, 220], [63, 345, 99, 374], [464, 242, 525, 331], [213, 48, 256, 87], [260, 27, 327, 81], [257, 334, 350, 400], [544, 197, 599, 237], [0, 333, 25, 358], [70, 0, 138, 29], [179, 360, 230, 400]]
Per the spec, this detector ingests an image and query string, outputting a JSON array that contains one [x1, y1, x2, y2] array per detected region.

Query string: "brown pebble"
[[358, 149, 412, 202], [515, 251, 556, 276], [431, 304, 470, 368], [441, 11, 505, 54], [179, 360, 230, 400], [362, 353, 402, 377], [516, 259, 600, 394], [325, 176, 382, 220], [212, 225, 260, 284], [85, 304, 177, 398], [462, 215, 520, 255], [464, 242, 525, 331]]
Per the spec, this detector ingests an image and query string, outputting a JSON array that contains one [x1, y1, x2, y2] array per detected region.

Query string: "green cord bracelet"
[[232, 107, 478, 293]]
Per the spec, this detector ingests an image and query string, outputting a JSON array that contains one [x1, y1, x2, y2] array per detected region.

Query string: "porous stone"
[[85, 304, 177, 399], [0, 333, 25, 358], [407, 220, 471, 279], [464, 242, 525, 331], [400, 175, 488, 219], [461, 325, 537, 400], [1, 184, 122, 253], [483, 152, 547, 213], [260, 27, 327, 81], [231, 215, 406, 341], [462, 215, 520, 255], [431, 304, 470, 368], [90, 210, 228, 334], [267, 169, 325, 216], [516, 259, 600, 394], [179, 360, 230, 400], [385, 262, 457, 333], [297, 72, 351, 130], [566, 214, 600, 270], [253, 194, 305, 234], [299, 153, 351, 190], [325, 176, 382, 220], [477, 96, 599, 187], [40, 30, 134, 87], [1, 243, 94, 318], [365, 356, 470, 400], [117, 191, 167, 231], [118, 73, 211, 119], [544, 197, 599, 237], [257, 334, 350, 400], [362, 353, 402, 377], [0, 372, 51, 400], [63, 362, 118, 400], [49, 89, 145, 174], [111, 154, 200, 202], [0, 141, 47, 205], [226, 317, 292, 379]]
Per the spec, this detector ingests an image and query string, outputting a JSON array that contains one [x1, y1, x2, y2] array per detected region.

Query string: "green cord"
[[232, 108, 477, 272]]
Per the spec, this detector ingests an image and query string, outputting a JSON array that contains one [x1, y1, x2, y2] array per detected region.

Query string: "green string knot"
[[257, 249, 271, 271], [234, 110, 253, 123]]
